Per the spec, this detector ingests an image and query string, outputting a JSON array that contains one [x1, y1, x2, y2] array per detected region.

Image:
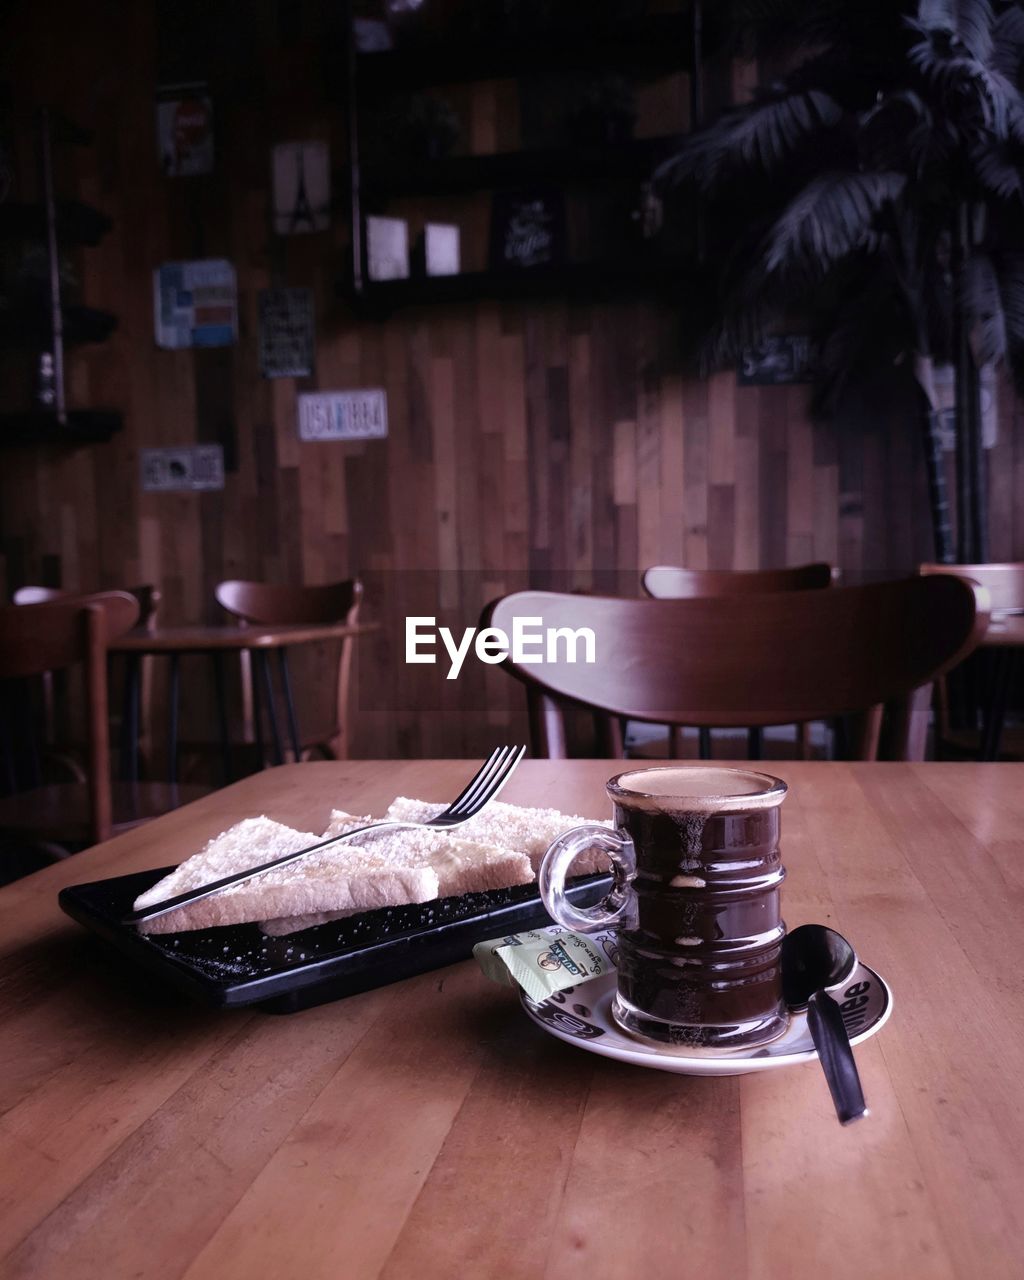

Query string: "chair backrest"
[[0, 591, 139, 843], [214, 579, 363, 626], [642, 563, 836, 598], [12, 585, 66, 605], [920, 562, 1024, 614], [481, 577, 988, 760], [14, 583, 160, 631], [214, 578, 363, 759]]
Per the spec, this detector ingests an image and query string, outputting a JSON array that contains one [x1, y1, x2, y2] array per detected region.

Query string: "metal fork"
[[124, 745, 527, 927]]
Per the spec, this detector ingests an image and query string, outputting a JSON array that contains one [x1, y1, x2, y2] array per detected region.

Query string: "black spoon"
[[782, 924, 869, 1126]]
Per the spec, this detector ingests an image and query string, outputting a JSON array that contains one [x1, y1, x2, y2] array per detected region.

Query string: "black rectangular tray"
[[59, 867, 612, 1014]]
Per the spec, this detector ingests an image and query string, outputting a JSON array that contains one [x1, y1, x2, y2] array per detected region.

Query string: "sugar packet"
[[473, 927, 611, 1004]]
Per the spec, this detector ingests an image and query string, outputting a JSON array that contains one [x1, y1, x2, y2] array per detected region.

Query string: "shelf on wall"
[[360, 134, 684, 198], [345, 257, 692, 313], [0, 408, 123, 446], [0, 200, 113, 246], [356, 13, 696, 92]]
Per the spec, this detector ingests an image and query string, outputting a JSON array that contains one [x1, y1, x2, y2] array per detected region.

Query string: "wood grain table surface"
[[982, 613, 1024, 648], [1, 759, 1021, 1280], [109, 620, 380, 653]]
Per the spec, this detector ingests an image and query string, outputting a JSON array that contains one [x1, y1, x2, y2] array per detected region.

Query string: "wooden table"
[[2, 759, 1021, 1280], [978, 614, 1024, 759], [109, 622, 379, 783]]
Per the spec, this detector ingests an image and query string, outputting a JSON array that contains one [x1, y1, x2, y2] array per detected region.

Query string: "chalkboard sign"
[[738, 335, 815, 385], [489, 188, 566, 271], [258, 288, 314, 379]]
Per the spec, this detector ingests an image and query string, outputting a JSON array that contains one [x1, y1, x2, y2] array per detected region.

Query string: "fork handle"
[[122, 818, 415, 927]]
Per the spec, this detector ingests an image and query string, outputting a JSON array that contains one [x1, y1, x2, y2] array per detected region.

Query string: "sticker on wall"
[[417, 223, 460, 277], [156, 83, 214, 177], [153, 259, 238, 349], [366, 216, 410, 281], [141, 445, 225, 492], [738, 335, 815, 385], [298, 390, 388, 441], [272, 141, 330, 235], [258, 288, 315, 378]]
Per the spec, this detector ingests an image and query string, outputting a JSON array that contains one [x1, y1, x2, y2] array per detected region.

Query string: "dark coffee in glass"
[[540, 766, 788, 1051]]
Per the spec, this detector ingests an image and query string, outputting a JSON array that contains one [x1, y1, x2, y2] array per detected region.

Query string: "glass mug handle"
[[539, 824, 637, 932]]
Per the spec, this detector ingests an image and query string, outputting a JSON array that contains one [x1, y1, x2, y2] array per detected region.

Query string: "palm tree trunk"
[[913, 355, 955, 562], [966, 363, 988, 561], [953, 205, 975, 561], [954, 342, 988, 562], [922, 404, 955, 562]]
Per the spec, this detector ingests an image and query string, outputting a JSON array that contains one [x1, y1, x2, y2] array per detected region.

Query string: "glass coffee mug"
[[540, 766, 789, 1051]]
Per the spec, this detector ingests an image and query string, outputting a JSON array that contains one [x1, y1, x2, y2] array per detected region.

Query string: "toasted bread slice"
[[383, 796, 612, 875], [133, 815, 440, 935], [258, 810, 534, 936]]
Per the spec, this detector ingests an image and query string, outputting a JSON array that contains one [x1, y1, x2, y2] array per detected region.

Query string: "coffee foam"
[[607, 766, 786, 814]]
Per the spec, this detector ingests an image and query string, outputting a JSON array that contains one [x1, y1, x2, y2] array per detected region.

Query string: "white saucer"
[[520, 931, 893, 1077]]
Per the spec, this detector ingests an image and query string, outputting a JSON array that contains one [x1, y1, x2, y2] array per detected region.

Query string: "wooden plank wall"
[[2, 1, 1023, 761]]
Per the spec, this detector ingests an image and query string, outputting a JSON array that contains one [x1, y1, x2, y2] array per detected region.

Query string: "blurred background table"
[[111, 621, 380, 784], [1, 758, 1021, 1280], [978, 613, 1024, 759]]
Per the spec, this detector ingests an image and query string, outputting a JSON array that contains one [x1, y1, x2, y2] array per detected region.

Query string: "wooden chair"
[[920, 562, 1024, 759], [640, 562, 837, 758], [481, 577, 988, 761], [0, 591, 187, 853], [214, 579, 363, 760], [642, 562, 837, 598], [13, 583, 162, 773]]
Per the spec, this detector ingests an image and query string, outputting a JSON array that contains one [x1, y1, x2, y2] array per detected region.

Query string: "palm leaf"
[[763, 171, 907, 275], [910, 37, 1023, 137], [912, 0, 995, 63], [972, 138, 1024, 196], [991, 4, 1024, 79], [857, 90, 933, 172], [657, 89, 842, 190]]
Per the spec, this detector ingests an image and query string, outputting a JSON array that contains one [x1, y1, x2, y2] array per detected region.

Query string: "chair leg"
[[527, 689, 567, 759], [849, 705, 884, 761], [278, 650, 302, 763], [980, 650, 1015, 761], [119, 654, 141, 783], [212, 652, 233, 784], [255, 651, 284, 766], [887, 685, 933, 762], [167, 654, 180, 787], [797, 722, 812, 760]]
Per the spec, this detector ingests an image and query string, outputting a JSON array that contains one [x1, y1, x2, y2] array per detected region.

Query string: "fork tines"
[[449, 745, 526, 818]]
